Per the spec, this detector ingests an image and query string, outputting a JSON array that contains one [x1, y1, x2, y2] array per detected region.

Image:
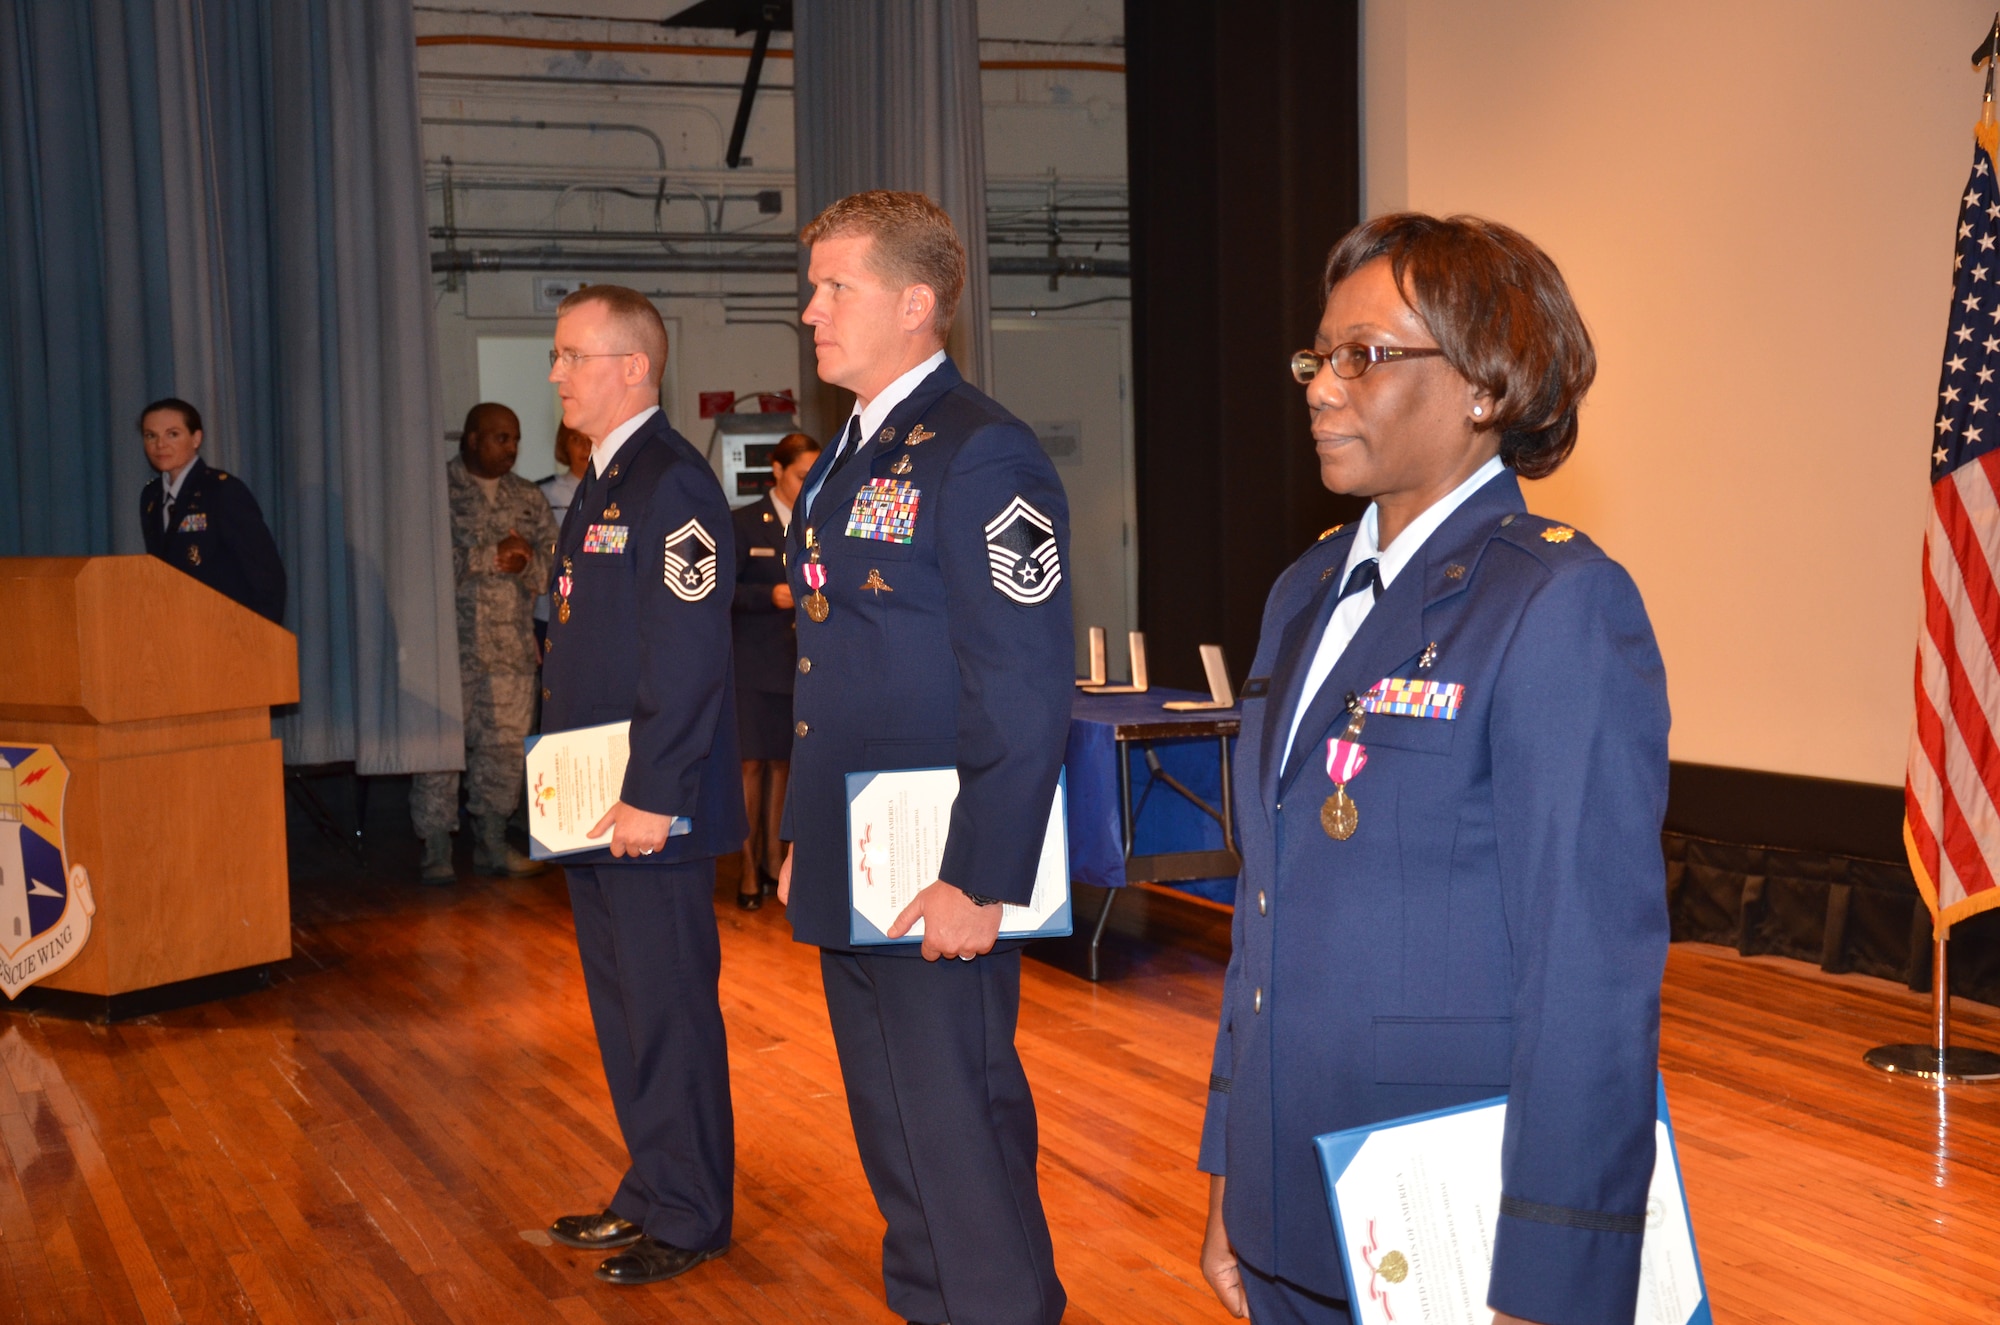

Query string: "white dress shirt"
[[592, 405, 660, 478], [540, 469, 581, 524], [160, 458, 198, 529], [770, 491, 794, 534], [1284, 455, 1507, 757], [804, 349, 948, 516]]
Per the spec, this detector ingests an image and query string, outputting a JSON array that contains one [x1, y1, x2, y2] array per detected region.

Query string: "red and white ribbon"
[[1326, 737, 1368, 785], [804, 562, 827, 591]]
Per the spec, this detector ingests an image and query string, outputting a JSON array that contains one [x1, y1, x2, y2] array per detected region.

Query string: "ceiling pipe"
[[429, 250, 1131, 277]]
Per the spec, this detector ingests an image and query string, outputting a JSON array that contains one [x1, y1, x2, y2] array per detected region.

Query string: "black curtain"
[[1125, 0, 1363, 688]]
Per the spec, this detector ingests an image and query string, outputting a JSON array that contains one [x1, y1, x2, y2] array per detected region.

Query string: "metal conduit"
[[429, 250, 1132, 277]]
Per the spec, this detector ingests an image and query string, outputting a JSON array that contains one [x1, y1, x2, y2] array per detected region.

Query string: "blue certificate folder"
[[1313, 1076, 1711, 1325], [846, 767, 1074, 946]]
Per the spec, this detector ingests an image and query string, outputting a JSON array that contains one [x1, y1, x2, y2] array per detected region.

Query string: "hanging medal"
[[1321, 699, 1369, 841], [557, 557, 574, 624], [802, 527, 830, 622]]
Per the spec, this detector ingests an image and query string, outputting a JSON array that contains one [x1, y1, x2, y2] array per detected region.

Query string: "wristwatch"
[[963, 891, 1003, 907]]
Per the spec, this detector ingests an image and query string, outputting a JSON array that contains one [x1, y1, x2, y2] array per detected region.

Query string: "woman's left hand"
[[1200, 1174, 1248, 1317]]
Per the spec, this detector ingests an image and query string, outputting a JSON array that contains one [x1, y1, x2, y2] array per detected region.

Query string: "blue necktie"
[[826, 415, 863, 479], [1337, 557, 1382, 606]]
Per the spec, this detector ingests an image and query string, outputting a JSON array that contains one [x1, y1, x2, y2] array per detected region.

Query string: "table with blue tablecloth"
[[1064, 688, 1242, 979]]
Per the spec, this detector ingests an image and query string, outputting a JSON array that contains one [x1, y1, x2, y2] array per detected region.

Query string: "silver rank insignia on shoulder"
[[890, 454, 913, 475], [984, 496, 1061, 605], [906, 424, 934, 446], [662, 519, 718, 601]]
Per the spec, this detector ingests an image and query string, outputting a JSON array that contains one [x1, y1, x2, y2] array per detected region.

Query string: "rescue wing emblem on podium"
[[662, 519, 719, 602], [984, 497, 1063, 606], [0, 744, 96, 999]]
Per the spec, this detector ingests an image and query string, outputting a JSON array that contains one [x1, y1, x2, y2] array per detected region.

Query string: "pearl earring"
[[1472, 406, 1484, 417]]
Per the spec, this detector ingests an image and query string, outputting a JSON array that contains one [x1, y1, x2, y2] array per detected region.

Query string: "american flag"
[[1911, 109, 2000, 930]]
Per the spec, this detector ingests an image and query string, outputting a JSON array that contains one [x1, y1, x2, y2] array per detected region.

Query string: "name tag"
[[582, 524, 629, 554], [1361, 677, 1464, 720], [846, 478, 920, 544], [749, 546, 777, 557], [178, 513, 207, 533]]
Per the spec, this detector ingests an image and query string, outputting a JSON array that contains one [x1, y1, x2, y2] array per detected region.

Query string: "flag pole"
[[1865, 927, 2000, 1082], [1863, 13, 2000, 1086]]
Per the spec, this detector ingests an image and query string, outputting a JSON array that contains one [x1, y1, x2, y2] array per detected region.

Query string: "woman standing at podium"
[[137, 398, 287, 624], [1196, 214, 1670, 1325]]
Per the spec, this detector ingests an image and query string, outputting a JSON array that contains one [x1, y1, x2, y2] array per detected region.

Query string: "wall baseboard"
[[1662, 762, 2000, 1009], [1666, 761, 1904, 863]]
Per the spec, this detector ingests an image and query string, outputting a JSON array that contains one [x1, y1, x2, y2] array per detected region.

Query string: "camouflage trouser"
[[410, 671, 537, 836]]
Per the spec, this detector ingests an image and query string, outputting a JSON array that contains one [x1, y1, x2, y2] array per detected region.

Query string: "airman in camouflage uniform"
[[412, 403, 560, 882]]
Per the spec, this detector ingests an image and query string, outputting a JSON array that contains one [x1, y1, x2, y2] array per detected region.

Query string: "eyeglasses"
[[549, 349, 636, 371], [1290, 343, 1446, 384]]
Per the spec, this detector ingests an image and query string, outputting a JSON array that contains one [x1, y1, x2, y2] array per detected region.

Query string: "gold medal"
[[558, 599, 570, 624], [805, 591, 830, 622], [1321, 786, 1358, 840]]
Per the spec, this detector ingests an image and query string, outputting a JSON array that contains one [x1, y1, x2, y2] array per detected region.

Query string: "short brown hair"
[[1321, 213, 1595, 479], [801, 191, 966, 340], [555, 284, 670, 387], [139, 397, 202, 434], [771, 432, 821, 469]]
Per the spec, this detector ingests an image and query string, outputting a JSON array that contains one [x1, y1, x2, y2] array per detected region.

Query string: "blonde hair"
[[555, 284, 670, 387], [801, 191, 966, 340]]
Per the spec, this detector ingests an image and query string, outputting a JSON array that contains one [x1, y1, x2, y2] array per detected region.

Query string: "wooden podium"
[[0, 556, 298, 1002]]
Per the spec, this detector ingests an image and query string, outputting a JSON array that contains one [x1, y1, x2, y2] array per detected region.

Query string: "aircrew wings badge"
[[0, 744, 95, 998], [984, 496, 1062, 605], [662, 519, 718, 601]]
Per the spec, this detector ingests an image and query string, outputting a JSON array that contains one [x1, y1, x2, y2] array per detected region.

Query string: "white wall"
[[1363, 0, 1996, 787]]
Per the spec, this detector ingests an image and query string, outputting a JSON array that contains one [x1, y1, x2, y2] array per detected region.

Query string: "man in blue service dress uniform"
[[536, 285, 745, 1286], [776, 192, 1073, 1325], [138, 397, 287, 623]]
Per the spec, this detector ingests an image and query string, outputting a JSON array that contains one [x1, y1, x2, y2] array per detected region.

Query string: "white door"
[[989, 320, 1138, 677], [474, 320, 683, 481], [476, 336, 565, 480]]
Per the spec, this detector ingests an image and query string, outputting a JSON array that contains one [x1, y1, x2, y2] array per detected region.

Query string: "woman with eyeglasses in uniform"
[[1196, 213, 1671, 1325]]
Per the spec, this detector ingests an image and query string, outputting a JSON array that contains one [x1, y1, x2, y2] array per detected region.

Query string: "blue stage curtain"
[[790, 0, 993, 437], [0, 0, 462, 775]]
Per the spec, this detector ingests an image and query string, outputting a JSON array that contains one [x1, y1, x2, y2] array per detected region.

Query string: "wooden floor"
[[3, 815, 1999, 1323]]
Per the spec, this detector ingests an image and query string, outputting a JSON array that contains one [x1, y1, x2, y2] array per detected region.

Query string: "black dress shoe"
[[548, 1210, 643, 1250], [736, 888, 764, 910], [758, 868, 780, 896], [595, 1236, 726, 1285]]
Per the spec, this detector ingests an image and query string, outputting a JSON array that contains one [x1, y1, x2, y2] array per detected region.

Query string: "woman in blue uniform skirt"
[[729, 432, 821, 908]]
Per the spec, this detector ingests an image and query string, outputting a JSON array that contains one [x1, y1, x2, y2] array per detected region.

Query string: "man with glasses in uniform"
[[536, 284, 745, 1287]]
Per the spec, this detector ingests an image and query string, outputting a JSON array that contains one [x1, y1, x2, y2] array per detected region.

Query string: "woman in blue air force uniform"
[[1197, 214, 1670, 1325]]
